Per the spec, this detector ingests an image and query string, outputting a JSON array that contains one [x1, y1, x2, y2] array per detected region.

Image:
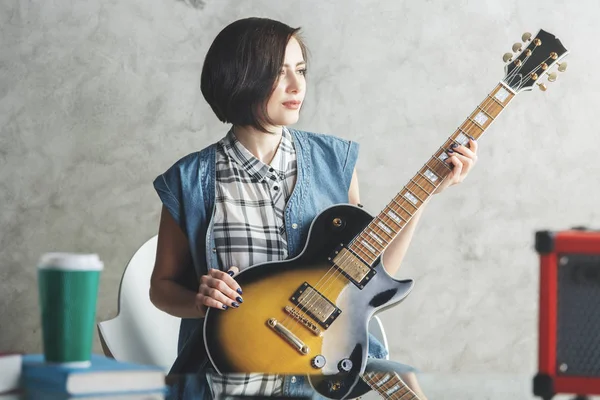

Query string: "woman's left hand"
[[434, 137, 478, 194]]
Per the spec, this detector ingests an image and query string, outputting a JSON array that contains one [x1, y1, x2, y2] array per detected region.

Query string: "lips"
[[282, 100, 302, 109]]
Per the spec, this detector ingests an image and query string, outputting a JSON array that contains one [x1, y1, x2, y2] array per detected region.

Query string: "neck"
[[233, 124, 283, 164]]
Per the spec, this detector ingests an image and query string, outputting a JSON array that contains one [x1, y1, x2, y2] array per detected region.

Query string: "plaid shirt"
[[207, 127, 297, 398]]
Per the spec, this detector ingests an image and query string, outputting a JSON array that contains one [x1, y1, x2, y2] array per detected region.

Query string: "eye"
[[297, 68, 307, 76]]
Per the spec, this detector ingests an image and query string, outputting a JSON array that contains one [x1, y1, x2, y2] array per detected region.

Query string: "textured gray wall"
[[1, 0, 597, 379]]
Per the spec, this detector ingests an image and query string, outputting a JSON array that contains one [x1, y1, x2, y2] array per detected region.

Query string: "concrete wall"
[[1, 0, 597, 378]]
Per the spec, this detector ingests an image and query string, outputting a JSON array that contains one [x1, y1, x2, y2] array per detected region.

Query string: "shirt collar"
[[221, 127, 295, 183]]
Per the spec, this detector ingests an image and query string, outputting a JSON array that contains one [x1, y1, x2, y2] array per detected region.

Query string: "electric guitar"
[[203, 29, 569, 399]]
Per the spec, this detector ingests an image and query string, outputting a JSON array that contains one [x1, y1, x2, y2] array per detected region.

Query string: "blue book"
[[22, 354, 166, 397]]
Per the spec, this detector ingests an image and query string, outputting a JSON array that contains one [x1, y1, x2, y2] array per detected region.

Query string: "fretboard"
[[348, 83, 515, 265], [362, 371, 419, 399]]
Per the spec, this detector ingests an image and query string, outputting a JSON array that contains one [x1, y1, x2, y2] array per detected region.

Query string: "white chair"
[[97, 235, 180, 371], [97, 235, 390, 371]]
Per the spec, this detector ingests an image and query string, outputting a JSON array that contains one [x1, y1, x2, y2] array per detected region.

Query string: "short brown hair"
[[200, 17, 308, 132]]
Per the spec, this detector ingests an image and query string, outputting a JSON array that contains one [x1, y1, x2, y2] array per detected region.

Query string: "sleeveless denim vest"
[[154, 128, 388, 398]]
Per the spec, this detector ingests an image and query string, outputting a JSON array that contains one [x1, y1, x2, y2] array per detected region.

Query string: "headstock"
[[502, 29, 569, 93]]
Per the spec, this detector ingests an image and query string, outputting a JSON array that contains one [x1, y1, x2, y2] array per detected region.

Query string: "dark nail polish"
[[447, 149, 454, 154], [227, 270, 235, 276], [450, 143, 459, 149], [237, 288, 243, 295], [231, 302, 239, 308], [468, 135, 476, 141], [236, 296, 243, 303], [222, 304, 228, 310]]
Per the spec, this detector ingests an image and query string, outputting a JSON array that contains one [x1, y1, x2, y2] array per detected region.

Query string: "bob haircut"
[[200, 17, 308, 132]]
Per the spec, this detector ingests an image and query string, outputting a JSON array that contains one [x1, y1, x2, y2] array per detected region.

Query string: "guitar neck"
[[362, 371, 420, 399], [348, 83, 516, 265]]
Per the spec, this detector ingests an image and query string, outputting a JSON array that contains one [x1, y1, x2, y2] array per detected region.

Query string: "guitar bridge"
[[284, 306, 323, 336]]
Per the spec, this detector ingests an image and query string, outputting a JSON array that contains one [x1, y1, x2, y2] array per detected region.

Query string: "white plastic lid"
[[38, 253, 104, 271]]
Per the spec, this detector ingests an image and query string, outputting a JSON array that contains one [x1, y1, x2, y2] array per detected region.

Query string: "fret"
[[417, 170, 439, 190], [476, 105, 494, 119], [467, 116, 484, 129], [460, 121, 484, 134], [349, 242, 375, 264], [425, 159, 448, 178], [389, 199, 413, 219], [360, 239, 379, 255], [430, 156, 452, 173], [399, 192, 419, 210], [480, 98, 504, 116], [360, 230, 385, 252], [366, 228, 389, 245], [375, 219, 396, 238], [354, 249, 375, 266], [456, 127, 475, 142], [487, 93, 505, 108], [403, 187, 424, 205], [383, 207, 407, 229], [402, 189, 421, 206], [409, 178, 431, 196]]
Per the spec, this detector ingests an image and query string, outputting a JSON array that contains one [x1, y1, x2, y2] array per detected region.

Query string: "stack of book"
[[1, 353, 167, 399]]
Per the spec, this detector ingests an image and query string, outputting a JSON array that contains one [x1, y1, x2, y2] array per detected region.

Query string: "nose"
[[286, 73, 303, 94]]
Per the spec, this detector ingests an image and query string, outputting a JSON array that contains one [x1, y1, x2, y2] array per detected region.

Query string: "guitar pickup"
[[290, 283, 341, 329], [328, 245, 377, 289]]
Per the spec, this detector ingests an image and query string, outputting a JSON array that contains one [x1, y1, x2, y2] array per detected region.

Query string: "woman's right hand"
[[196, 266, 244, 313]]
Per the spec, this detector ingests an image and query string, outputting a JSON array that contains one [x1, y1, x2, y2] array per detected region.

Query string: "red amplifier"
[[534, 228, 600, 400]]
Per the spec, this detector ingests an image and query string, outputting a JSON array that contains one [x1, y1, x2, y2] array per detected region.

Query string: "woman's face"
[[265, 37, 306, 129]]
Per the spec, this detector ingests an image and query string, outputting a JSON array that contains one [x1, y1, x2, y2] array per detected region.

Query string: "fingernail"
[[447, 149, 454, 154], [222, 304, 228, 310], [236, 296, 243, 303], [227, 270, 235, 276], [450, 143, 458, 149], [237, 288, 243, 295], [231, 302, 239, 308], [468, 135, 476, 141]]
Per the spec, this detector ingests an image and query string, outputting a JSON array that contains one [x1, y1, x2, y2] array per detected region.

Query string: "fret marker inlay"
[[495, 87, 509, 102], [403, 192, 418, 205], [456, 132, 469, 146], [361, 240, 376, 254], [474, 112, 488, 126], [387, 210, 402, 224], [369, 231, 384, 244], [377, 221, 392, 234], [424, 169, 438, 183]]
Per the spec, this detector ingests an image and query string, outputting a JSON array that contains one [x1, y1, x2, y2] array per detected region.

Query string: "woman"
[[150, 17, 478, 399]]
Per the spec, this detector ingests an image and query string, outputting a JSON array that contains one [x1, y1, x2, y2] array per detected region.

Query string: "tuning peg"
[[547, 72, 558, 82], [503, 53, 513, 62], [537, 83, 548, 91], [522, 32, 532, 42], [512, 42, 522, 52], [557, 62, 568, 72]]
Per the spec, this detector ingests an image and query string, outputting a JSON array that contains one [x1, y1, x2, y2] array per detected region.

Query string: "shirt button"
[[269, 168, 274, 173], [273, 185, 279, 191], [212, 248, 217, 253], [291, 223, 298, 229], [290, 376, 297, 384]]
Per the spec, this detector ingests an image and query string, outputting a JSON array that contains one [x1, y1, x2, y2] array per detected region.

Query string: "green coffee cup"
[[37, 253, 103, 367]]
